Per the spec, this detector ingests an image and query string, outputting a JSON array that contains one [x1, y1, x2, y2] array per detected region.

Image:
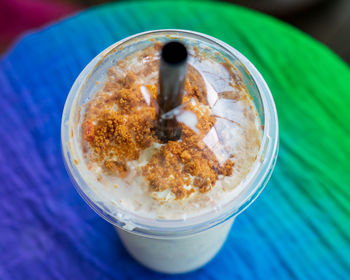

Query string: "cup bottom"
[[116, 218, 234, 274]]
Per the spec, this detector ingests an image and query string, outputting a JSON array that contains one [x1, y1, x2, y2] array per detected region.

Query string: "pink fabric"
[[0, 0, 79, 52]]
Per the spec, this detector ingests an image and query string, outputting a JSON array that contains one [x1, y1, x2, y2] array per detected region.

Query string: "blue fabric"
[[1, 1, 350, 279]]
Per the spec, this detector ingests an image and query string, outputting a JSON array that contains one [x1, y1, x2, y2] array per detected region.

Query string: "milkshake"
[[61, 30, 279, 273]]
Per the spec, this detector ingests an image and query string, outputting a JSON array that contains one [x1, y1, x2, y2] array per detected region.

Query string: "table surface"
[[1, 1, 349, 279]]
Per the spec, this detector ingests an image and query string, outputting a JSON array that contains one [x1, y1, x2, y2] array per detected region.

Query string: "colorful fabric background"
[[0, 0, 78, 52], [0, 1, 349, 279]]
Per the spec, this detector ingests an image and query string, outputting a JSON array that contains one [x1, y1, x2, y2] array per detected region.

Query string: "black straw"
[[156, 41, 188, 142]]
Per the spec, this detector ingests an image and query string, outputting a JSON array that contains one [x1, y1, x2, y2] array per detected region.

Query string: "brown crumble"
[[82, 44, 242, 200], [223, 57, 243, 86]]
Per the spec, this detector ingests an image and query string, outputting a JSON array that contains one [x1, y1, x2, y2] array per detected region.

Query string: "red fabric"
[[0, 0, 79, 52]]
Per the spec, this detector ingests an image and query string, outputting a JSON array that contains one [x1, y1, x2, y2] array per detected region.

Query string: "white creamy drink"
[[62, 30, 278, 273]]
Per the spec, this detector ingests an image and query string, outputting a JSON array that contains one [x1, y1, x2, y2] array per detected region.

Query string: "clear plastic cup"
[[61, 30, 279, 274]]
